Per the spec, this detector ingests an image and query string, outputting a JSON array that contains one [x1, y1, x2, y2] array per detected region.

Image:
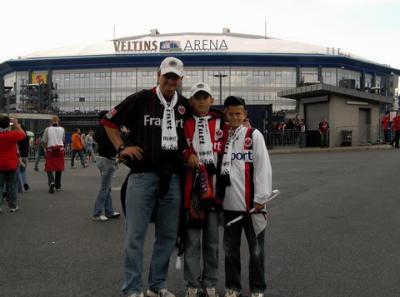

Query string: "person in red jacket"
[[381, 112, 391, 144], [390, 111, 400, 148], [0, 116, 26, 213]]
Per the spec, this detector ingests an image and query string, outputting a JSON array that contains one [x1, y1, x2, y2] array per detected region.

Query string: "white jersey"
[[43, 126, 65, 148], [223, 127, 272, 211]]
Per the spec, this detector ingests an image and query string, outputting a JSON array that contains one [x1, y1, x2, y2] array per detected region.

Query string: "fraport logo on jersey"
[[231, 150, 253, 162], [144, 115, 184, 128]]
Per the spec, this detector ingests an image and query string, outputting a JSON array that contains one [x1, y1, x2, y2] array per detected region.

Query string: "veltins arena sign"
[[113, 39, 229, 53]]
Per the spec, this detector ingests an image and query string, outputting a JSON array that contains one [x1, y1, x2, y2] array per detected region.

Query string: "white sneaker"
[[128, 292, 144, 297], [206, 288, 218, 297], [224, 289, 240, 297], [250, 293, 264, 297], [9, 206, 20, 213], [185, 287, 198, 297], [92, 214, 108, 221], [147, 289, 176, 297]]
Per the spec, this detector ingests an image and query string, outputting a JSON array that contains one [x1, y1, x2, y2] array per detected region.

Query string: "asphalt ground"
[[1, 149, 400, 297]]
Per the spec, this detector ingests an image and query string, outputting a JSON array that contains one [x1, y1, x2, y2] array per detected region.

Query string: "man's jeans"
[[93, 157, 115, 216], [224, 211, 266, 293], [71, 149, 85, 167], [0, 170, 18, 208], [122, 172, 181, 294], [184, 211, 219, 289]]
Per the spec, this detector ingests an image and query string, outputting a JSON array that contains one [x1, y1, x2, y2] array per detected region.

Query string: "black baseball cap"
[[224, 96, 246, 109]]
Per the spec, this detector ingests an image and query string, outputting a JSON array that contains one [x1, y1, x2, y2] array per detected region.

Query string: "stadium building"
[[1, 29, 399, 146]]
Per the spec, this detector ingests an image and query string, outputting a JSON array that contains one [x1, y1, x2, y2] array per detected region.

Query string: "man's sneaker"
[[147, 289, 176, 297], [185, 287, 198, 297], [206, 288, 218, 297], [92, 214, 108, 221], [24, 183, 29, 191], [9, 206, 20, 213], [106, 211, 120, 219], [224, 289, 240, 297], [128, 292, 144, 297], [250, 293, 264, 297], [49, 183, 55, 194]]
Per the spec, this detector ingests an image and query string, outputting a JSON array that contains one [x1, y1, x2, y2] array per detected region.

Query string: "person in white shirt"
[[42, 116, 65, 193], [219, 96, 272, 297]]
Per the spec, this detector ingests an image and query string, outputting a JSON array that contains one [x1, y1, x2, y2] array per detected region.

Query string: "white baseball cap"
[[159, 57, 184, 77], [190, 82, 213, 98]]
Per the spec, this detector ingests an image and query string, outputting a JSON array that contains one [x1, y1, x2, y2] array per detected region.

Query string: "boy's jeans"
[[92, 157, 115, 216], [184, 211, 219, 289], [223, 211, 266, 293], [122, 172, 180, 294]]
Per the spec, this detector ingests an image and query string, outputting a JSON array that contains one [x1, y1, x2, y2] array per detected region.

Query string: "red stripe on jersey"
[[100, 118, 119, 129], [244, 162, 252, 211]]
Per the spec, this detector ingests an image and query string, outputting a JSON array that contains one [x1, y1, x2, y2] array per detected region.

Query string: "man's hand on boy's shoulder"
[[187, 154, 200, 168]]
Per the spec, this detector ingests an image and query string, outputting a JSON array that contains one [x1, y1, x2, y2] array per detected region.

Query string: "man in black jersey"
[[102, 57, 190, 297]]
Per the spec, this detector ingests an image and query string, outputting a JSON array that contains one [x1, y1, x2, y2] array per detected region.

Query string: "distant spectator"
[[390, 112, 400, 148], [0, 116, 26, 213], [71, 128, 86, 168], [381, 112, 391, 144], [297, 119, 306, 148], [319, 119, 329, 147], [85, 130, 96, 163], [34, 133, 46, 171], [42, 116, 65, 193], [17, 125, 30, 191]]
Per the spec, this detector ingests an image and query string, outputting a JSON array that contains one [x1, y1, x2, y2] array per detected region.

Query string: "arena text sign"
[[113, 39, 229, 53]]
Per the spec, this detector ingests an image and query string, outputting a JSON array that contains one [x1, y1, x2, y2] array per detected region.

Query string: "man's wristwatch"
[[117, 144, 126, 153]]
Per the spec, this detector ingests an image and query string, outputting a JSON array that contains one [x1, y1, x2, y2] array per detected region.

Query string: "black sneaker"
[[34, 167, 39, 171], [49, 183, 55, 194], [24, 183, 29, 191]]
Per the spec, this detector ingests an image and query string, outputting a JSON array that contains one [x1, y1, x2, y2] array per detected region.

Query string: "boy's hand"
[[187, 154, 200, 168], [254, 202, 266, 212]]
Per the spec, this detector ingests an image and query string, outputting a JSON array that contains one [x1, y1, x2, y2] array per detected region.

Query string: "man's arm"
[[104, 125, 143, 160]]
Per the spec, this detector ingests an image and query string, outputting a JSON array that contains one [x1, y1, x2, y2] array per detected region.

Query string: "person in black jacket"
[[91, 111, 120, 221], [102, 57, 190, 297]]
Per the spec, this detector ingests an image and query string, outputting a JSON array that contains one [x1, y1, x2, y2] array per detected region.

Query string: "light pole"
[[213, 72, 228, 105]]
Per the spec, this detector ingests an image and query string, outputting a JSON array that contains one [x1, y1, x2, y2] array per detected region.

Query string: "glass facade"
[[2, 66, 387, 113]]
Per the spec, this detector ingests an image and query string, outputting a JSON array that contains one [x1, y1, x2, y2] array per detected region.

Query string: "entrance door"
[[359, 108, 371, 144]]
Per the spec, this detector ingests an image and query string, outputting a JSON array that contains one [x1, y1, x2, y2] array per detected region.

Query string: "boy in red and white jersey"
[[182, 82, 224, 297], [219, 96, 272, 297]]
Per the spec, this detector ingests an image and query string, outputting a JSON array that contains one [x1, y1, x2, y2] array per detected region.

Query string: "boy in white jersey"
[[219, 96, 272, 297]]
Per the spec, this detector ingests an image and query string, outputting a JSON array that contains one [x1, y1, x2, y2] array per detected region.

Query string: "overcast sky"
[[1, 0, 399, 69]]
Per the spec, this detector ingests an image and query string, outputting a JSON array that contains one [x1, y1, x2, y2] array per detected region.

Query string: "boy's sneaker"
[[106, 211, 120, 219], [147, 289, 176, 297], [206, 288, 218, 297], [185, 287, 198, 297], [224, 290, 240, 297], [24, 183, 29, 191], [49, 183, 55, 194], [92, 214, 108, 221], [250, 293, 264, 297], [9, 206, 20, 213], [128, 293, 144, 297]]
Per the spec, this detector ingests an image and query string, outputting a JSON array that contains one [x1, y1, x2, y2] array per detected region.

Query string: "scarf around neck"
[[220, 125, 246, 178], [156, 86, 178, 150], [193, 115, 214, 166]]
